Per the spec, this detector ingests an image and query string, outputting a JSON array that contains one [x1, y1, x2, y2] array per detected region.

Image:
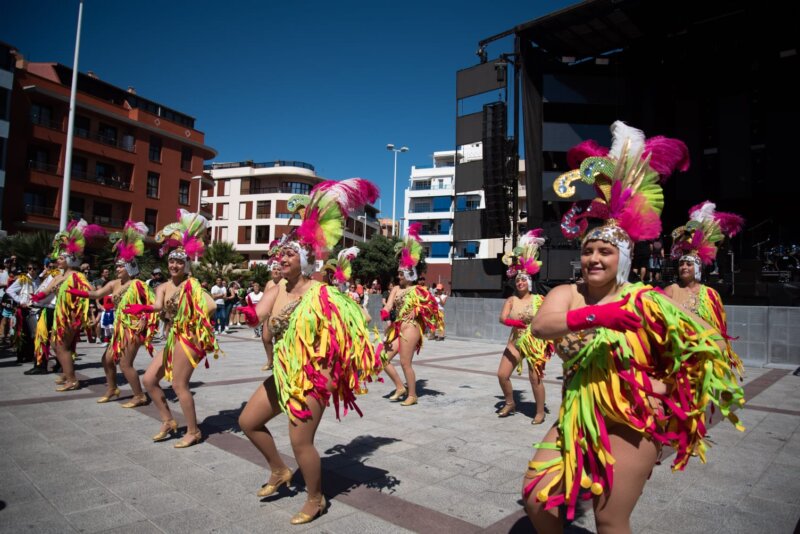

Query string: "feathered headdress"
[[155, 210, 209, 271], [554, 121, 689, 284], [280, 178, 379, 277], [671, 201, 744, 280], [109, 220, 148, 277], [323, 246, 359, 285], [502, 228, 545, 281], [395, 222, 423, 282], [51, 219, 106, 267]]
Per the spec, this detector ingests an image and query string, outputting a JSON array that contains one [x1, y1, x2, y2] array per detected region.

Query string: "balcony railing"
[[410, 183, 453, 191], [92, 132, 136, 153], [30, 114, 62, 131], [246, 185, 311, 195], [91, 215, 126, 228], [409, 206, 452, 213], [204, 160, 315, 172], [28, 160, 132, 191], [25, 204, 55, 216], [29, 160, 59, 174]]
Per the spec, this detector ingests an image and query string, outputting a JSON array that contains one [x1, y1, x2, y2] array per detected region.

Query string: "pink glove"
[[237, 305, 259, 327], [123, 304, 155, 316], [30, 292, 47, 303], [380, 309, 390, 321], [503, 318, 527, 328], [67, 289, 90, 299], [566, 294, 640, 332]]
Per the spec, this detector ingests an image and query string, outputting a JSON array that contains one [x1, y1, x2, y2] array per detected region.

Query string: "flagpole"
[[59, 0, 84, 231]]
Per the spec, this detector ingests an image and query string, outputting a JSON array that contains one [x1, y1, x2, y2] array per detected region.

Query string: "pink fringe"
[[183, 236, 205, 258], [65, 239, 80, 255]]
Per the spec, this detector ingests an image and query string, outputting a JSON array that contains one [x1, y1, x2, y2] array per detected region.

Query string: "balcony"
[[245, 185, 312, 195], [410, 183, 453, 191], [28, 161, 131, 191], [25, 204, 55, 216], [408, 206, 453, 214], [205, 160, 316, 172], [30, 113, 62, 131], [91, 215, 126, 228], [89, 132, 136, 153]]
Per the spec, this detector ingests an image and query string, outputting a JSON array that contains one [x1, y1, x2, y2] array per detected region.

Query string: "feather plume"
[[567, 140, 608, 170], [609, 121, 645, 161], [644, 136, 690, 181], [715, 212, 744, 238]]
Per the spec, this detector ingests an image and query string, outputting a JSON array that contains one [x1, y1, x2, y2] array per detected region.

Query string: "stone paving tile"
[[64, 501, 147, 533]]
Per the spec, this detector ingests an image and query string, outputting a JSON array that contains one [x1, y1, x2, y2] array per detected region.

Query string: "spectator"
[[93, 268, 111, 290], [248, 282, 264, 339], [211, 277, 228, 334], [100, 295, 115, 345], [148, 268, 164, 290]]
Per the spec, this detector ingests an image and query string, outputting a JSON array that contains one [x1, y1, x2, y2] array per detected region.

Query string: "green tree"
[[0, 231, 54, 266], [194, 241, 245, 284]]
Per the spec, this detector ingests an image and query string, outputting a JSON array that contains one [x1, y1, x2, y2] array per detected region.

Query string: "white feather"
[[690, 201, 717, 223], [338, 246, 360, 261], [609, 121, 646, 160]]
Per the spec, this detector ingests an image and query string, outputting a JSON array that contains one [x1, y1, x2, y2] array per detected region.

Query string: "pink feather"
[[67, 220, 79, 231], [617, 193, 661, 242], [311, 178, 379, 213], [400, 248, 415, 269], [567, 140, 608, 169], [334, 267, 346, 283], [519, 257, 540, 276], [117, 242, 138, 262], [715, 212, 744, 238], [83, 224, 106, 239], [643, 137, 690, 182], [183, 235, 205, 258], [296, 216, 326, 255], [528, 228, 544, 238], [407, 222, 422, 241], [65, 239, 80, 255]]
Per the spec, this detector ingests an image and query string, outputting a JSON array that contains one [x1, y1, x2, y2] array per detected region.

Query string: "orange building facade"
[[3, 58, 216, 237]]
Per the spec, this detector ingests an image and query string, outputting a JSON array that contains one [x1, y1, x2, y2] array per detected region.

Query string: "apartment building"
[[3, 55, 216, 237], [0, 42, 14, 233], [204, 161, 380, 262]]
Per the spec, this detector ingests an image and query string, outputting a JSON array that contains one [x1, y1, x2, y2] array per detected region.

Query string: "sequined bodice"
[[509, 296, 534, 324], [161, 287, 181, 322], [672, 285, 703, 315], [268, 299, 301, 340]]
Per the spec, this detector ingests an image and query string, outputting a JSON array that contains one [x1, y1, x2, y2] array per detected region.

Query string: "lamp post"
[[386, 144, 408, 237], [192, 175, 205, 215]]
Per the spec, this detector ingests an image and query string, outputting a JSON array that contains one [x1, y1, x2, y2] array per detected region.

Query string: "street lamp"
[[192, 175, 206, 215], [356, 214, 368, 242], [386, 144, 409, 237]]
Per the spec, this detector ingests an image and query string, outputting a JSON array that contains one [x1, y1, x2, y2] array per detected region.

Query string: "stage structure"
[[454, 0, 799, 304]]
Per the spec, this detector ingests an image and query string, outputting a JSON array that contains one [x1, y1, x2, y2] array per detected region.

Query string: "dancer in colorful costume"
[[379, 223, 444, 406], [31, 219, 105, 391], [68, 221, 158, 406], [236, 178, 381, 525], [522, 122, 745, 533], [665, 202, 744, 375], [497, 229, 552, 424], [26, 261, 61, 375], [123, 210, 219, 448]]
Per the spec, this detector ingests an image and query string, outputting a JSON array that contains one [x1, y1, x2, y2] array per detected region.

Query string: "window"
[[149, 136, 162, 162], [0, 87, 10, 121], [181, 147, 192, 171], [430, 242, 450, 258], [217, 180, 230, 196], [75, 115, 90, 138], [219, 227, 229, 242], [239, 202, 248, 219], [238, 226, 252, 244], [95, 162, 116, 181], [69, 196, 85, 219], [144, 209, 158, 235], [282, 181, 310, 195], [71, 156, 88, 178], [432, 196, 451, 212], [147, 172, 160, 198], [412, 201, 431, 213], [24, 191, 48, 213], [93, 201, 112, 225], [412, 180, 431, 191], [98, 123, 117, 146], [0, 138, 5, 171], [30, 103, 53, 127], [255, 225, 270, 244], [217, 203, 229, 220], [178, 180, 190, 205], [256, 200, 271, 218], [456, 195, 480, 212]]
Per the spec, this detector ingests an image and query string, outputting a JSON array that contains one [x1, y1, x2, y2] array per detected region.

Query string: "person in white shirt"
[[7, 264, 41, 364], [247, 282, 264, 339], [24, 263, 59, 375], [210, 277, 228, 334]]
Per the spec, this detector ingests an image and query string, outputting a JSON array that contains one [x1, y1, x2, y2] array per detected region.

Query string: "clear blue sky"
[[2, 0, 577, 218]]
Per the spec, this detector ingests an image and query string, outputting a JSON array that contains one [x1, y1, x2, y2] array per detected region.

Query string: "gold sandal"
[[96, 387, 121, 403], [388, 387, 407, 401], [173, 430, 203, 449], [290, 495, 327, 525], [497, 403, 516, 418], [121, 395, 150, 409], [257, 467, 293, 497], [152, 419, 178, 442], [55, 381, 80, 392]]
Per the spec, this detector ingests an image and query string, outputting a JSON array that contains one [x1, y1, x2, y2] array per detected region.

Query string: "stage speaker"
[[482, 102, 510, 238]]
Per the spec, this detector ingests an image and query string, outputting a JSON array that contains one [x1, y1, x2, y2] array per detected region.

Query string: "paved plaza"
[[1, 329, 799, 533]]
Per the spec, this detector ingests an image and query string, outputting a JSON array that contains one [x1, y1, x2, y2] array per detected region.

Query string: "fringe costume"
[[692, 284, 742, 376], [110, 280, 158, 363], [513, 294, 553, 377], [46, 273, 90, 360], [162, 278, 219, 382], [271, 282, 381, 423], [523, 283, 745, 520], [383, 285, 445, 358]]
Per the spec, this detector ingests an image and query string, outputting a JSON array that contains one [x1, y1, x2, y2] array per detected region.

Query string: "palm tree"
[[0, 231, 54, 266], [196, 241, 245, 283]]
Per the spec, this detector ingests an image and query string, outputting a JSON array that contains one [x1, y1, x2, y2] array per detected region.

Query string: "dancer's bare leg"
[[529, 364, 546, 422], [238, 376, 289, 475], [381, 339, 405, 392], [171, 345, 200, 440], [100, 346, 117, 395], [592, 425, 659, 534], [497, 346, 519, 406], [522, 424, 564, 534], [143, 351, 171, 423], [54, 331, 77, 383], [398, 324, 421, 398], [288, 390, 327, 517], [120, 340, 144, 398]]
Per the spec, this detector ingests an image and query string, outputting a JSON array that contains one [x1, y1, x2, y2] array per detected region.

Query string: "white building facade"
[[204, 160, 379, 263]]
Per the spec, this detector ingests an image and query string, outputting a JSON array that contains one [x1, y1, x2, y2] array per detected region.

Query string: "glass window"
[[181, 147, 192, 171], [255, 226, 270, 243], [75, 115, 90, 138], [147, 172, 159, 198], [0, 88, 10, 121], [239, 202, 248, 219], [431, 242, 450, 258], [149, 136, 162, 162], [178, 180, 190, 205], [95, 162, 115, 179], [98, 123, 117, 145], [30, 103, 53, 127], [413, 201, 431, 213], [282, 181, 311, 195], [256, 200, 271, 218], [144, 209, 157, 235]]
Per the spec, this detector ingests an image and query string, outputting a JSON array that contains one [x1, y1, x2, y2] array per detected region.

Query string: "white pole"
[[59, 0, 84, 232], [363, 215, 367, 241], [391, 150, 398, 237]]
